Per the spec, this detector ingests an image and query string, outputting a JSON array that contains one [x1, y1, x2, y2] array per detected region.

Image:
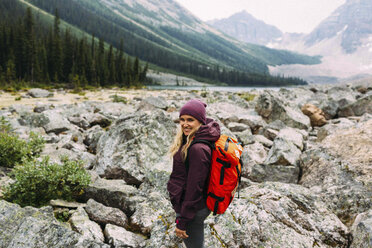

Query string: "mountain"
[[267, 0, 372, 82], [20, 0, 320, 85], [207, 11, 283, 46], [305, 0, 372, 54]]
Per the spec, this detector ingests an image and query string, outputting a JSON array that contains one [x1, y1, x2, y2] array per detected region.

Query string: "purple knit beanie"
[[179, 99, 207, 124]]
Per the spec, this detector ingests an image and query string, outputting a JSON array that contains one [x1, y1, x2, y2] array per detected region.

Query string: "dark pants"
[[177, 208, 211, 248]]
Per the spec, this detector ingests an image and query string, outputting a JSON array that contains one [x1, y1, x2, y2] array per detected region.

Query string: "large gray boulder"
[[129, 191, 172, 236], [338, 94, 372, 117], [27, 88, 53, 98], [300, 119, 372, 226], [255, 91, 310, 130], [68, 207, 105, 242], [240, 142, 268, 179], [316, 118, 356, 142], [350, 210, 372, 248], [83, 125, 105, 154], [104, 224, 146, 248], [82, 176, 142, 216], [93, 110, 176, 186], [327, 86, 358, 109], [209, 102, 266, 133], [0, 200, 109, 248], [138, 96, 168, 111], [261, 137, 302, 183], [42, 110, 74, 134], [277, 127, 305, 151], [84, 199, 128, 229]]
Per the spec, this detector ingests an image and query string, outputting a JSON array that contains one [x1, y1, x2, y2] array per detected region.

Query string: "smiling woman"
[[167, 99, 220, 247], [179, 115, 201, 136]]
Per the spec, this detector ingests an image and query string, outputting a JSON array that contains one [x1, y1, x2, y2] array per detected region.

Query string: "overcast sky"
[[175, 0, 346, 33]]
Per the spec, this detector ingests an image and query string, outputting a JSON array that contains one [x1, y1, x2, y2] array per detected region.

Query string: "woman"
[[167, 99, 220, 248]]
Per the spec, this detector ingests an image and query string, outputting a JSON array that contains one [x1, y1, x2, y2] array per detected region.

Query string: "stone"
[[277, 127, 305, 151], [68, 116, 90, 130], [27, 88, 53, 98], [43, 110, 73, 134], [138, 96, 168, 111], [338, 94, 372, 117], [82, 177, 141, 216], [49, 199, 86, 209], [301, 103, 327, 127], [129, 191, 171, 236], [104, 224, 146, 248], [85, 199, 128, 228], [255, 91, 310, 130], [240, 142, 268, 178], [300, 122, 372, 227], [316, 118, 355, 142], [68, 207, 105, 242], [261, 127, 279, 140], [265, 138, 302, 166], [254, 135, 273, 148], [83, 113, 112, 128], [350, 210, 372, 248], [0, 200, 108, 248], [83, 125, 104, 154], [233, 129, 254, 145], [33, 103, 51, 113], [227, 122, 250, 132], [93, 111, 176, 186]]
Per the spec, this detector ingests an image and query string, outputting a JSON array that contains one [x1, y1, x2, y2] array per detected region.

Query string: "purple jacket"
[[167, 118, 220, 230]]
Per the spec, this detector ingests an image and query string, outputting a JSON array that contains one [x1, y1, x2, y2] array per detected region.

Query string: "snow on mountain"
[[269, 0, 372, 82]]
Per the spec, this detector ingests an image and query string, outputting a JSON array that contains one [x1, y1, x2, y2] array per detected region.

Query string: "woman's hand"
[[175, 227, 189, 239]]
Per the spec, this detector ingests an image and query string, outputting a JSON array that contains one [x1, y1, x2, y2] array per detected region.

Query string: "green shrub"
[[238, 93, 257, 102], [111, 94, 127, 104], [27, 132, 45, 157], [0, 131, 45, 168], [0, 117, 11, 133], [3, 156, 91, 207]]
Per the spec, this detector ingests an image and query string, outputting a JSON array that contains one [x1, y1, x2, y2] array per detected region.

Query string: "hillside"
[[21, 0, 320, 85]]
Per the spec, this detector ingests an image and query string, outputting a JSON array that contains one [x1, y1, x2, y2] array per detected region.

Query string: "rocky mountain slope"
[[0, 80, 371, 247], [271, 0, 372, 81], [304, 0, 372, 54], [207, 11, 283, 46]]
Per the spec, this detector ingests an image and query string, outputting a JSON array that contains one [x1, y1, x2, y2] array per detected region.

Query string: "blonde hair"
[[169, 124, 201, 161]]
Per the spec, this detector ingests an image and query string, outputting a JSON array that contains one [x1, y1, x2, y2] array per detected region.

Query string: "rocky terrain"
[[0, 81, 371, 247]]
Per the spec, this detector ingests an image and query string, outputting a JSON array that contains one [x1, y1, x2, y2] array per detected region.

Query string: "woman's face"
[[179, 114, 201, 136]]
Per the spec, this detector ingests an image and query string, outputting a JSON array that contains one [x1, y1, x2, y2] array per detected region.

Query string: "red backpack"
[[186, 135, 243, 215]]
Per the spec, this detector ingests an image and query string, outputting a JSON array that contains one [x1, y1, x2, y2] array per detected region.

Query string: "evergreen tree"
[[116, 38, 125, 86], [24, 7, 36, 82], [14, 21, 24, 80], [6, 57, 16, 82], [125, 56, 132, 86], [133, 56, 139, 83], [62, 29, 73, 82], [107, 44, 115, 84], [52, 8, 62, 82], [97, 37, 107, 86]]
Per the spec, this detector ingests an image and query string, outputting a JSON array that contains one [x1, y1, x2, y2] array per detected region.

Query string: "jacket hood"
[[194, 118, 220, 142]]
